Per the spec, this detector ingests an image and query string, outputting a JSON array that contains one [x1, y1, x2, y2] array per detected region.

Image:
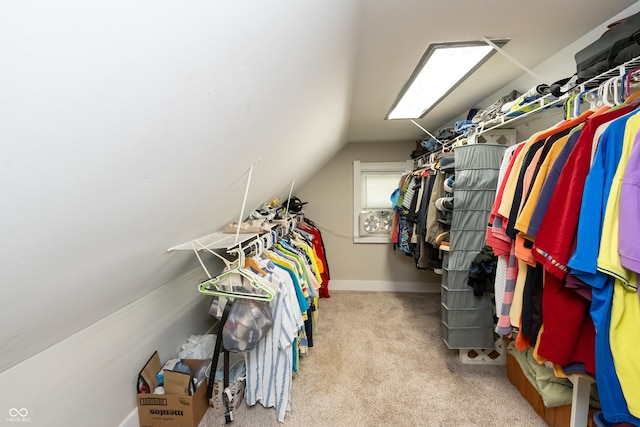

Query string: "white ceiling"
[[347, 0, 639, 143]]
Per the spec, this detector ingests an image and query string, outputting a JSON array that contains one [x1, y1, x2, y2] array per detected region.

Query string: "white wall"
[[0, 0, 361, 372], [0, 1, 362, 425], [0, 269, 213, 427], [298, 141, 439, 288], [478, 1, 640, 113]]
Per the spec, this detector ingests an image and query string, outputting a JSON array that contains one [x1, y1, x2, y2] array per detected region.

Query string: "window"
[[353, 160, 412, 243]]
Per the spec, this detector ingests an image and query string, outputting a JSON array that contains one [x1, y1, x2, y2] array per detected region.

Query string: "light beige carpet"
[[199, 291, 546, 426]]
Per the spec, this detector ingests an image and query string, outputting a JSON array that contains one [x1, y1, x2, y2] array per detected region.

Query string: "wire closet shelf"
[[413, 55, 640, 166]]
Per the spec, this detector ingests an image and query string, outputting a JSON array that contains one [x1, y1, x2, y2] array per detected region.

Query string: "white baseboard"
[[119, 408, 139, 427], [329, 280, 441, 293]]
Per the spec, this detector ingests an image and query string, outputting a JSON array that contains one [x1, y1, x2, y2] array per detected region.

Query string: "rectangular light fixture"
[[386, 40, 507, 120]]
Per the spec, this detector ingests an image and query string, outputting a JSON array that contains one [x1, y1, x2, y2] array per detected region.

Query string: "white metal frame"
[[412, 56, 640, 168], [168, 165, 298, 274]]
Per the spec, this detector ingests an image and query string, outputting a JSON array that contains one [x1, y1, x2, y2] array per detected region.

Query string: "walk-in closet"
[[3, 1, 640, 426]]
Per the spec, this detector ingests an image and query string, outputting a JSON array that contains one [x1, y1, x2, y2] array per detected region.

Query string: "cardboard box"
[[137, 351, 209, 427], [506, 352, 597, 427]]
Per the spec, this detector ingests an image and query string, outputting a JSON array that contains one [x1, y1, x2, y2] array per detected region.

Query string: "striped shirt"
[[244, 259, 304, 422]]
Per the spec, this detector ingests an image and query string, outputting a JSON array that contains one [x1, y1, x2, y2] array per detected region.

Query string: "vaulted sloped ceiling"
[[1, 0, 638, 373], [0, 0, 362, 372]]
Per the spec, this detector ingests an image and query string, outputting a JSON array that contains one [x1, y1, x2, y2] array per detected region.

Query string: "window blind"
[[360, 172, 401, 210]]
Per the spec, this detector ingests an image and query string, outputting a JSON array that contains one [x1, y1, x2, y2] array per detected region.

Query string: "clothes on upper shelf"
[[500, 84, 552, 118], [418, 110, 479, 153], [472, 90, 522, 124], [486, 95, 640, 424], [414, 86, 558, 166]]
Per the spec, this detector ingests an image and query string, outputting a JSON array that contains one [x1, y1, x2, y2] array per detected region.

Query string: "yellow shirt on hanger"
[[509, 258, 529, 331], [295, 237, 323, 284], [610, 274, 640, 417]]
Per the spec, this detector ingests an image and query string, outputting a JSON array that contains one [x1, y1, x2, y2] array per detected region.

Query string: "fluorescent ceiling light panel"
[[386, 40, 506, 120]]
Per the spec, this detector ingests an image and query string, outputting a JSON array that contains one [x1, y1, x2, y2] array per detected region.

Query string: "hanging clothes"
[[486, 91, 640, 424], [242, 257, 304, 423], [296, 218, 331, 298], [205, 211, 330, 424], [239, 217, 329, 423], [391, 160, 448, 271], [487, 142, 525, 337]]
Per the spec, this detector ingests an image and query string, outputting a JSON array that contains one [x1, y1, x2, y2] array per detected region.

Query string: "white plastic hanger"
[[584, 88, 601, 110], [242, 236, 271, 276], [599, 76, 619, 107], [198, 247, 276, 301], [612, 76, 621, 105], [597, 79, 609, 107]]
